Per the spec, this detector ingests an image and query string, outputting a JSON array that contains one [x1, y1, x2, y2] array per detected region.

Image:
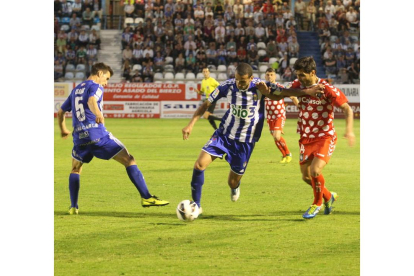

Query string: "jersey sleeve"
[[208, 82, 227, 103], [87, 83, 104, 101], [325, 84, 348, 107], [60, 93, 72, 112], [289, 79, 301, 89]]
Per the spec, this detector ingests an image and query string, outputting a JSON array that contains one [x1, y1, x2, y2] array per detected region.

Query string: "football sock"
[[69, 173, 80, 208], [323, 187, 332, 202], [208, 118, 218, 129], [126, 165, 151, 199], [208, 114, 221, 121], [311, 174, 326, 206], [275, 141, 286, 156], [191, 168, 205, 207], [279, 137, 291, 156]]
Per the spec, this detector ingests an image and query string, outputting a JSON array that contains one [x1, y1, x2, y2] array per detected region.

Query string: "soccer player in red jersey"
[[290, 57, 355, 219], [264, 68, 299, 163]]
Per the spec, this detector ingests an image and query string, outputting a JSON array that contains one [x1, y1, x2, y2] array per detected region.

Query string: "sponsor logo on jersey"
[[79, 131, 89, 139], [231, 104, 250, 119], [301, 98, 322, 105], [211, 88, 219, 98]]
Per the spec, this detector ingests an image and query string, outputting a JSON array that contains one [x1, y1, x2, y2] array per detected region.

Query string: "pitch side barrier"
[[54, 82, 360, 119]]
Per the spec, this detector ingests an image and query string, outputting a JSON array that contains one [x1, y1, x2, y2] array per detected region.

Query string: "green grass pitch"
[[54, 118, 360, 276]]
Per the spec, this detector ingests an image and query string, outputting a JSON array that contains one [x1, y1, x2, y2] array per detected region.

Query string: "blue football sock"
[[69, 173, 80, 209], [191, 168, 205, 207], [126, 165, 151, 199]]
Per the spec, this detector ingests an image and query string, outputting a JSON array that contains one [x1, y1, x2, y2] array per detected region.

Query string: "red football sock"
[[311, 174, 328, 206], [275, 140, 286, 156], [279, 137, 291, 155]]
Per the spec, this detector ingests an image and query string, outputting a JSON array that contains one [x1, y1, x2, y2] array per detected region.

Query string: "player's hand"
[[305, 84, 325, 97], [256, 81, 270, 95], [344, 132, 355, 147], [61, 130, 70, 139], [96, 114, 105, 124], [182, 126, 192, 140]]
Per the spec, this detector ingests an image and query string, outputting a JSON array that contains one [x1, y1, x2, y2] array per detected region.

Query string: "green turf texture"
[[55, 118, 360, 276]]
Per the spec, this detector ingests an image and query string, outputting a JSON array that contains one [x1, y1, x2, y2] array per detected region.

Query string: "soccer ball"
[[176, 200, 200, 222]]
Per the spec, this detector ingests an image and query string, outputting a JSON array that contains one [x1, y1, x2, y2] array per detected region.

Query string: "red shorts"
[[267, 117, 285, 132], [298, 135, 337, 165]]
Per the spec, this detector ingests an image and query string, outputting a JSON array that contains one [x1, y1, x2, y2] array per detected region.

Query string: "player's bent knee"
[[194, 161, 206, 171]]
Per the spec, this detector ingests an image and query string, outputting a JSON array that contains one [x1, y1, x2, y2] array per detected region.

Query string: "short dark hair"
[[236, 62, 253, 77], [265, 67, 275, 73], [293, 56, 317, 74], [91, 62, 114, 77]]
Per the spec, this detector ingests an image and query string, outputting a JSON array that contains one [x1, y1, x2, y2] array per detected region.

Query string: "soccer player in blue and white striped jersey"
[[182, 63, 324, 212], [58, 62, 169, 215]]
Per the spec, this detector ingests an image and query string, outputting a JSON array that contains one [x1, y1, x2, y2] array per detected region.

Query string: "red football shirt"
[[290, 78, 348, 139]]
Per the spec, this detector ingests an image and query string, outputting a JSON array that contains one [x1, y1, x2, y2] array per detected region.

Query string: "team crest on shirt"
[[253, 94, 258, 101]]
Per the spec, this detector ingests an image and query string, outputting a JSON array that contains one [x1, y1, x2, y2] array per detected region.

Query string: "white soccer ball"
[[176, 200, 200, 222]]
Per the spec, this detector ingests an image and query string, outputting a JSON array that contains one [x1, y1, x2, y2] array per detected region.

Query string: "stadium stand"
[[55, 0, 360, 84]]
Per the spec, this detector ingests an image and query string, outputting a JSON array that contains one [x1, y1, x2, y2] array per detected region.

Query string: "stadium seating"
[[65, 64, 76, 73], [209, 72, 217, 79], [257, 42, 266, 50], [165, 56, 173, 64], [124, 17, 134, 28], [269, 57, 279, 64], [218, 73, 227, 81], [132, 64, 142, 72], [260, 73, 266, 80], [217, 65, 227, 72], [154, 72, 163, 81], [164, 72, 174, 80], [135, 17, 144, 25], [186, 72, 196, 80], [196, 72, 204, 79], [259, 65, 268, 72], [76, 64, 86, 72], [289, 58, 298, 66], [75, 72, 85, 79], [275, 73, 281, 81], [175, 72, 185, 80], [64, 72, 74, 80]]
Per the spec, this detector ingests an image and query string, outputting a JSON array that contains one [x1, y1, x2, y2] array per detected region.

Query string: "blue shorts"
[[202, 130, 255, 175], [71, 133, 125, 163]]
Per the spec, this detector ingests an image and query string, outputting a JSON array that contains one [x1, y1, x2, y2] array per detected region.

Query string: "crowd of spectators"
[[119, 0, 360, 83], [54, 0, 103, 81], [316, 0, 360, 83], [54, 0, 360, 84]]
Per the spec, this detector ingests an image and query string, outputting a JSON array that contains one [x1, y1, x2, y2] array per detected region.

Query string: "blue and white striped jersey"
[[208, 78, 268, 143]]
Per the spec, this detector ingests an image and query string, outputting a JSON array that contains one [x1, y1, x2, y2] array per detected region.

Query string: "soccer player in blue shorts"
[[58, 62, 169, 215], [181, 63, 324, 213]]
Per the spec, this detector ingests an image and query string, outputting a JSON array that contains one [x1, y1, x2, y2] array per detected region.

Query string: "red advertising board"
[[103, 83, 200, 101], [54, 83, 360, 119]]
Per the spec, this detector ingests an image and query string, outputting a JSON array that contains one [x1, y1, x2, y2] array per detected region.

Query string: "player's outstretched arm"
[[182, 100, 211, 140], [280, 84, 325, 98], [340, 102, 355, 146], [57, 108, 71, 139], [87, 96, 105, 124]]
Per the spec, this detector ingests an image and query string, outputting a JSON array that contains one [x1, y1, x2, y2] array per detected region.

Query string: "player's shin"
[[191, 168, 205, 207], [126, 165, 151, 199], [311, 174, 326, 206], [69, 173, 80, 208]]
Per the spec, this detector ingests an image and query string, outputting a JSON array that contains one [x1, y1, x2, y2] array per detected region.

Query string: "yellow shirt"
[[200, 77, 220, 97]]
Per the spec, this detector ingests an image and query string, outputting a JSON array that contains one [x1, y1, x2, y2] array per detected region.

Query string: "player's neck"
[[88, 75, 99, 84]]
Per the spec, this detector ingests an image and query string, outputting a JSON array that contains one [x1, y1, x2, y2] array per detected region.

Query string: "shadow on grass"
[[55, 209, 359, 222]]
